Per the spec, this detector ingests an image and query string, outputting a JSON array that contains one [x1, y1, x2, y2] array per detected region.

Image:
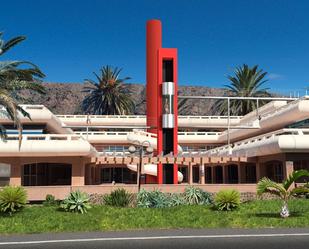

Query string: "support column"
[[10, 161, 22, 186], [199, 164, 205, 184], [71, 158, 85, 186], [188, 162, 193, 185], [284, 161, 294, 180], [237, 163, 242, 184], [199, 158, 205, 184], [256, 161, 261, 182]]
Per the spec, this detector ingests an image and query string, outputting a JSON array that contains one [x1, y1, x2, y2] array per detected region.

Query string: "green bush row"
[[0, 186, 242, 215]]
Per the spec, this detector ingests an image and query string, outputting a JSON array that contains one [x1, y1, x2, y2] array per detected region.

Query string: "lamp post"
[[128, 140, 153, 192]]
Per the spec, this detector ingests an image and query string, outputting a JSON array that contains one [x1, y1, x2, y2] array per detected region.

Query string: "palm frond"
[[0, 35, 26, 55], [257, 177, 285, 197], [283, 170, 309, 190]]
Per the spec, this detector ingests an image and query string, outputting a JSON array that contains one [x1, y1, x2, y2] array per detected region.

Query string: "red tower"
[[146, 20, 178, 184]]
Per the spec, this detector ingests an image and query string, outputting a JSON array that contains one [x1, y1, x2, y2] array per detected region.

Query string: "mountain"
[[20, 82, 226, 115]]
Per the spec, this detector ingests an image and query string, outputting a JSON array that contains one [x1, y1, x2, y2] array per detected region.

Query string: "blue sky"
[[1, 0, 309, 95]]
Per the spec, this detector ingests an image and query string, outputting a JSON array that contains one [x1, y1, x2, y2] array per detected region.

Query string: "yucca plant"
[[60, 190, 91, 214], [103, 188, 132, 207], [184, 187, 212, 205], [214, 189, 240, 211], [168, 193, 185, 207], [137, 189, 170, 208], [257, 170, 309, 218], [0, 186, 27, 215]]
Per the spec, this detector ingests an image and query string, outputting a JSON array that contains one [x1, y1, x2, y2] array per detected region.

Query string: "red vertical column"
[[146, 20, 162, 183], [146, 20, 162, 134]]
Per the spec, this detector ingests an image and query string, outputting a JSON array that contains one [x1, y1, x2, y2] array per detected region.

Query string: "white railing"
[[75, 130, 222, 137], [6, 134, 84, 141], [57, 114, 242, 121], [57, 114, 146, 119], [75, 131, 129, 136]]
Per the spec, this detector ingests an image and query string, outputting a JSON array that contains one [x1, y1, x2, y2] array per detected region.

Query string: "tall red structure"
[[146, 20, 178, 184]]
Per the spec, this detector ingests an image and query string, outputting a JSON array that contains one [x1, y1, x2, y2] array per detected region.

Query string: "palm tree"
[[212, 64, 271, 116], [257, 170, 309, 218], [82, 66, 135, 115], [0, 32, 45, 140]]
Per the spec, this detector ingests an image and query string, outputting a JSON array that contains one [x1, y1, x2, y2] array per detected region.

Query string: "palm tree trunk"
[[280, 200, 289, 218]]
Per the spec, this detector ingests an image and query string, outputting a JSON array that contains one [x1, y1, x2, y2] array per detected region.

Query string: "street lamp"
[[128, 140, 153, 192]]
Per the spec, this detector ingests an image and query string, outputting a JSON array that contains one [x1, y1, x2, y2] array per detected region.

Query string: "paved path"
[[0, 228, 309, 249]]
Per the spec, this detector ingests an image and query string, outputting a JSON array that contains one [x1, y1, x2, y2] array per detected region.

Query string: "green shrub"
[[184, 187, 212, 205], [168, 193, 185, 207], [0, 186, 27, 215], [214, 189, 240, 211], [60, 190, 91, 214], [43, 194, 57, 206], [137, 189, 170, 208], [103, 188, 132, 207]]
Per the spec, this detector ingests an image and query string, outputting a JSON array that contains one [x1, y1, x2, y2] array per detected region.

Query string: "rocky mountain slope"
[[20, 82, 226, 115]]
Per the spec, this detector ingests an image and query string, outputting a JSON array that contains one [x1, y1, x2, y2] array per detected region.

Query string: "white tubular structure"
[[206, 129, 309, 158], [127, 164, 184, 183], [0, 105, 72, 134], [0, 134, 96, 157], [222, 98, 309, 142]]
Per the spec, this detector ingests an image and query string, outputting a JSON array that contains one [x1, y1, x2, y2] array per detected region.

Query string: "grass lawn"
[[0, 199, 309, 234]]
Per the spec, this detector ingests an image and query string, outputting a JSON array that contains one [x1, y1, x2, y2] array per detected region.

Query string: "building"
[[1, 20, 309, 200], [1, 97, 309, 200]]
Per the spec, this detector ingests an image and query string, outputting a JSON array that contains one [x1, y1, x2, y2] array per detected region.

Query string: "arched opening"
[[265, 160, 283, 183], [227, 164, 238, 184], [193, 165, 200, 183], [214, 166, 223, 183], [294, 160, 309, 183], [205, 167, 212, 183], [244, 163, 256, 183], [22, 163, 72, 186]]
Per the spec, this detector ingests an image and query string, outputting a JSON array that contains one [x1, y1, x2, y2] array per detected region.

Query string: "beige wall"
[[20, 184, 257, 201]]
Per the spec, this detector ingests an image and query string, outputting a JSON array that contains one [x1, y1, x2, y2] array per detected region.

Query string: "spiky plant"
[[184, 187, 212, 205], [0, 186, 27, 215], [212, 64, 270, 116], [257, 170, 309, 218], [60, 190, 91, 214], [103, 188, 132, 207], [214, 189, 240, 211], [82, 66, 135, 115], [0, 32, 45, 140]]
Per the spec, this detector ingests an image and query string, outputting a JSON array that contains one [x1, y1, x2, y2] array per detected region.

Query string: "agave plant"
[[257, 170, 309, 218], [0, 186, 27, 215], [82, 66, 134, 115], [184, 187, 212, 205], [0, 32, 45, 140], [137, 189, 170, 208], [60, 190, 91, 214]]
